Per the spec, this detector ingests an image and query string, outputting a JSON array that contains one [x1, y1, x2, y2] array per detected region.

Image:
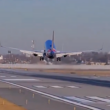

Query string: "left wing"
[[0, 45, 43, 57]]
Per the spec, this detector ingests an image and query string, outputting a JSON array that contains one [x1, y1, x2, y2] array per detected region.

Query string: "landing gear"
[[57, 57, 61, 61], [40, 57, 44, 61]]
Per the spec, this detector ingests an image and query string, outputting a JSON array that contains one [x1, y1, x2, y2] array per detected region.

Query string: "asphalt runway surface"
[[1, 69, 110, 87], [0, 83, 80, 110], [0, 69, 110, 110]]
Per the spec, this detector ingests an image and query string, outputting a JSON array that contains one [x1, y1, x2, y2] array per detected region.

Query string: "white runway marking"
[[10, 76, 16, 77], [67, 86, 79, 88], [65, 96, 94, 103], [51, 86, 63, 88], [34, 86, 47, 88], [0, 79, 101, 110], [87, 96, 110, 103], [3, 79, 39, 81], [33, 85, 80, 89], [0, 76, 6, 77]]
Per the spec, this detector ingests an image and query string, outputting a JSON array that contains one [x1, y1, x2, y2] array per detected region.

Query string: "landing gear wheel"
[[40, 57, 44, 61], [57, 58, 61, 61]]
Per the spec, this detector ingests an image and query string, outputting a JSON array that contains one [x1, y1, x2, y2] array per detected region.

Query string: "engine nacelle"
[[33, 53, 38, 56], [63, 55, 68, 57]]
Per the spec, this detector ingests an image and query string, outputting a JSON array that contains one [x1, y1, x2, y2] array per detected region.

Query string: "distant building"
[[0, 55, 3, 60]]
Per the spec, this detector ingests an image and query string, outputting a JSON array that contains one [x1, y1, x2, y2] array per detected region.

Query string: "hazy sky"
[[0, 0, 110, 54]]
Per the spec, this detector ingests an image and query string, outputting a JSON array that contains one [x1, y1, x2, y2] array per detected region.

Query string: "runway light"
[[32, 93, 34, 98], [2, 100, 4, 105], [74, 107, 76, 110], [9, 85, 11, 89], [19, 89, 21, 93], [26, 99, 28, 105], [48, 99, 50, 104], [25, 69, 28, 71]]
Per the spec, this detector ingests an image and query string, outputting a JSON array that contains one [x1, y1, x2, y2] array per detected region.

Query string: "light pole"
[[8, 50, 11, 63]]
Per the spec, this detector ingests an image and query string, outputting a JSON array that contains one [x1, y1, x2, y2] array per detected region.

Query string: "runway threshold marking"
[[64, 96, 94, 103], [87, 96, 110, 103], [3, 79, 40, 81], [0, 79, 102, 110]]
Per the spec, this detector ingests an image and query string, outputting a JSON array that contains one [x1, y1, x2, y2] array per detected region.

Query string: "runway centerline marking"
[[34, 86, 47, 88], [34, 85, 80, 89], [51, 86, 63, 88], [3, 79, 40, 81], [0, 79, 102, 110]]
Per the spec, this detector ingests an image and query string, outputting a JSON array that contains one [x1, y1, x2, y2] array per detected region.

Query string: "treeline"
[[1, 52, 110, 64]]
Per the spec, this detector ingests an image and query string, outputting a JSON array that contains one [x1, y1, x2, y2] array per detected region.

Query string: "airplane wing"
[[56, 49, 102, 58], [55, 42, 103, 58], [56, 51, 82, 57], [20, 50, 43, 56], [1, 45, 43, 57]]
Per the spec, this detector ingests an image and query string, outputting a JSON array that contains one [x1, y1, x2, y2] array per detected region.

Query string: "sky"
[[0, 0, 110, 54]]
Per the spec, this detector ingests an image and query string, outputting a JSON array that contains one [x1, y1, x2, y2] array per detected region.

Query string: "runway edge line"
[[0, 79, 103, 110]]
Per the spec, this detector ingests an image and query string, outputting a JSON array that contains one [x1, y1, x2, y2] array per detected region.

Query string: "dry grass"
[[13, 68, 110, 76], [0, 97, 26, 110]]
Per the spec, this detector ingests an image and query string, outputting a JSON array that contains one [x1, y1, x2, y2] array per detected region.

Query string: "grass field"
[[0, 97, 26, 110]]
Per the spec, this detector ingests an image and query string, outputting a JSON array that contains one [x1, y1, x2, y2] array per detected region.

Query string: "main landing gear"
[[57, 57, 61, 61]]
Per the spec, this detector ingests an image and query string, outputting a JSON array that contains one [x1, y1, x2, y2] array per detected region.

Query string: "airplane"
[[0, 31, 103, 64]]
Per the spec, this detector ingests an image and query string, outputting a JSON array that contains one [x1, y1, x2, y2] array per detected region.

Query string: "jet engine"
[[63, 55, 68, 57], [33, 53, 38, 57]]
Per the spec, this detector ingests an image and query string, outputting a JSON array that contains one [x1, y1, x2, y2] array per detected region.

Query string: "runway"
[[0, 69, 109, 109], [1, 68, 110, 87], [0, 83, 78, 110], [1, 64, 110, 70]]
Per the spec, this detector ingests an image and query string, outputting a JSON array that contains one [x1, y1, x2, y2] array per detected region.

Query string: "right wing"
[[56, 48, 102, 58], [1, 45, 43, 57]]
